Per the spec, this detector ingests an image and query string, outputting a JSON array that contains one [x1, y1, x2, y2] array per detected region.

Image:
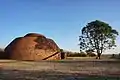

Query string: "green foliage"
[[111, 54, 115, 58], [86, 49, 96, 57], [110, 53, 120, 59], [60, 49, 63, 52], [67, 52, 87, 57], [79, 20, 119, 58], [88, 53, 96, 57]]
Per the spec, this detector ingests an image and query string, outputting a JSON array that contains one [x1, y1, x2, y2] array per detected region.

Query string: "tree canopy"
[[79, 20, 119, 59]]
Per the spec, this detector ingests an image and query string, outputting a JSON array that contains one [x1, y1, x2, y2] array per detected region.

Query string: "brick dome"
[[5, 33, 61, 60]]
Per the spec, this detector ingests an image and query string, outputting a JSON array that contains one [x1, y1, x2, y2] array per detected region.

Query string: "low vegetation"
[[110, 53, 120, 59], [67, 52, 87, 57], [0, 48, 6, 59], [66, 51, 96, 57]]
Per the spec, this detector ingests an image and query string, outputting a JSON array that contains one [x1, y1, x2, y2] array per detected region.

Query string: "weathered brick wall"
[[5, 33, 61, 60]]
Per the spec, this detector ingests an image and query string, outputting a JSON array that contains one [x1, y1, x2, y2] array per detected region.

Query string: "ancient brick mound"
[[5, 33, 61, 60]]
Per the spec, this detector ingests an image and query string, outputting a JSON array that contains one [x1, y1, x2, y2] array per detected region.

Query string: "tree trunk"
[[98, 53, 101, 59], [96, 50, 101, 59]]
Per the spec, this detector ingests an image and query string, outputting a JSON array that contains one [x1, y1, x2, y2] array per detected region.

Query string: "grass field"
[[0, 57, 120, 80]]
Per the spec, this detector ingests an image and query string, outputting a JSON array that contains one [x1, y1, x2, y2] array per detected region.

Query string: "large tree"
[[79, 20, 119, 59]]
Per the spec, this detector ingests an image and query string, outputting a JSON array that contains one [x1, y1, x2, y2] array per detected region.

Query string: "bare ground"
[[0, 58, 120, 80]]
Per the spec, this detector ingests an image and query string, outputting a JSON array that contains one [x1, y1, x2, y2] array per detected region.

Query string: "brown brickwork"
[[5, 33, 61, 60]]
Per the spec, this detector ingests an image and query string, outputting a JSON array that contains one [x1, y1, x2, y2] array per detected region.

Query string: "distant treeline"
[[65, 51, 120, 59], [66, 51, 96, 57]]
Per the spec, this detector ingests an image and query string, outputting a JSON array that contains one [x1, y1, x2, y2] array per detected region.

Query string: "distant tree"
[[60, 49, 64, 52], [79, 20, 119, 59]]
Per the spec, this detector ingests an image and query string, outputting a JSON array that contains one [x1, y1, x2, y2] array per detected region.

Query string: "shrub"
[[0, 49, 6, 59], [85, 49, 96, 57], [117, 53, 120, 59], [111, 54, 115, 58], [87, 52, 96, 57], [67, 52, 87, 57]]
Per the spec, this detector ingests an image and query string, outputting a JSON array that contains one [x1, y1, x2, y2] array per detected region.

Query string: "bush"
[[117, 53, 120, 59], [0, 49, 6, 59], [111, 54, 115, 58], [86, 49, 96, 57], [67, 52, 87, 57], [87, 52, 96, 57]]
